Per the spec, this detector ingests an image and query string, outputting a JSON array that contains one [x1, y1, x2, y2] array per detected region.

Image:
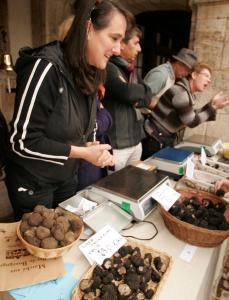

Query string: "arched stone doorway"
[[136, 10, 191, 77], [115, 0, 190, 15], [114, 1, 192, 78]]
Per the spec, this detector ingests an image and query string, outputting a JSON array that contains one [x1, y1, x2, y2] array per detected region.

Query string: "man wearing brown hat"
[[144, 48, 198, 108], [141, 48, 198, 159]]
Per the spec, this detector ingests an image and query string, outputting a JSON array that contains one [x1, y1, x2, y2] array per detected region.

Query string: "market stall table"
[[63, 206, 223, 300], [2, 158, 228, 300], [1, 202, 226, 300]]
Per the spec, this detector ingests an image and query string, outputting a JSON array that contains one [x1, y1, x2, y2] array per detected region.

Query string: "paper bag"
[[0, 222, 66, 291]]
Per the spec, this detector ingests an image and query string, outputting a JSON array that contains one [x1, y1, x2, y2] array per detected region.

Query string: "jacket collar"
[[110, 56, 131, 73]]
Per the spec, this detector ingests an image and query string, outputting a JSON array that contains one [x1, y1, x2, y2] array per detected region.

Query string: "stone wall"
[[45, 0, 72, 42], [7, 0, 32, 64], [184, 0, 229, 141]]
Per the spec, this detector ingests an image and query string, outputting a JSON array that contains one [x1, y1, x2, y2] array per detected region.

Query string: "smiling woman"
[[4, 0, 131, 220], [86, 10, 127, 69], [63, 0, 131, 95]]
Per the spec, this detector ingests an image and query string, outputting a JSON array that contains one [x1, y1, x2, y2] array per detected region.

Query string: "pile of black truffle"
[[169, 196, 229, 230], [79, 244, 169, 300], [20, 205, 83, 249]]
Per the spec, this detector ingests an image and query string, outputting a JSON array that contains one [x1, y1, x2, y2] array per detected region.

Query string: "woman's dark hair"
[[62, 0, 132, 95]]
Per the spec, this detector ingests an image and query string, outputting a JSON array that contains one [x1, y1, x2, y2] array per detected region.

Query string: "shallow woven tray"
[[72, 239, 172, 300], [160, 189, 229, 247]]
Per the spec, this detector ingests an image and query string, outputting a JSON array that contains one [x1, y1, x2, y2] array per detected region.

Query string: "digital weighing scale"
[[90, 165, 169, 221], [146, 147, 193, 177], [175, 134, 222, 156], [59, 187, 133, 233]]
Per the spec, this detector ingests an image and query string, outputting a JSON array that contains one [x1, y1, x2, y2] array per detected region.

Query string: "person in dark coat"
[[4, 0, 130, 220], [57, 14, 113, 190], [103, 26, 156, 171]]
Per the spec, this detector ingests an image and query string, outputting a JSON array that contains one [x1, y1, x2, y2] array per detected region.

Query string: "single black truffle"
[[102, 258, 113, 270], [125, 273, 140, 291], [153, 256, 163, 271], [216, 188, 225, 197], [151, 269, 161, 283], [145, 289, 155, 299]]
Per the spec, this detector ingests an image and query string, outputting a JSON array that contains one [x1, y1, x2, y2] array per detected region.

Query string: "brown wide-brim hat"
[[172, 48, 198, 69]]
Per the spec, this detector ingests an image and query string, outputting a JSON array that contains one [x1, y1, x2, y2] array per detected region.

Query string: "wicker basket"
[[72, 240, 172, 300], [17, 213, 84, 259], [160, 189, 229, 247]]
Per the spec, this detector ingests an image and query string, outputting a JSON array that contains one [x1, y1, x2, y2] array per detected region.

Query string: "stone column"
[[31, 0, 46, 48], [45, 0, 72, 42], [185, 0, 229, 141]]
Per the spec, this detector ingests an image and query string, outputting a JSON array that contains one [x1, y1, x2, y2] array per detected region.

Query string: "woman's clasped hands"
[[70, 142, 115, 168]]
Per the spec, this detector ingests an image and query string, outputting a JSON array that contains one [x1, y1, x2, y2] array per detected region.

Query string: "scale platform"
[[175, 134, 222, 156], [91, 165, 169, 221], [147, 147, 193, 176]]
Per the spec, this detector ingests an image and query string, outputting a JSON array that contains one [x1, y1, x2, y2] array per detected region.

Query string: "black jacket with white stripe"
[[8, 41, 97, 183]]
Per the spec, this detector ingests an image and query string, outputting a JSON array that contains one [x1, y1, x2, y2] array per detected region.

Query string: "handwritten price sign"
[[150, 183, 180, 211], [79, 225, 126, 265]]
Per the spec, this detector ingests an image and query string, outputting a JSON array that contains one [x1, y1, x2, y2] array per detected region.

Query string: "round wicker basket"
[[17, 213, 84, 259], [160, 190, 229, 247]]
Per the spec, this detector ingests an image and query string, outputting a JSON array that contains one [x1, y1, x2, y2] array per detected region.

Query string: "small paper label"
[[201, 146, 207, 166], [180, 244, 197, 263], [79, 225, 126, 265], [150, 183, 180, 211], [65, 204, 82, 214], [185, 157, 195, 179], [64, 198, 97, 216], [78, 197, 97, 212], [136, 162, 151, 170]]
